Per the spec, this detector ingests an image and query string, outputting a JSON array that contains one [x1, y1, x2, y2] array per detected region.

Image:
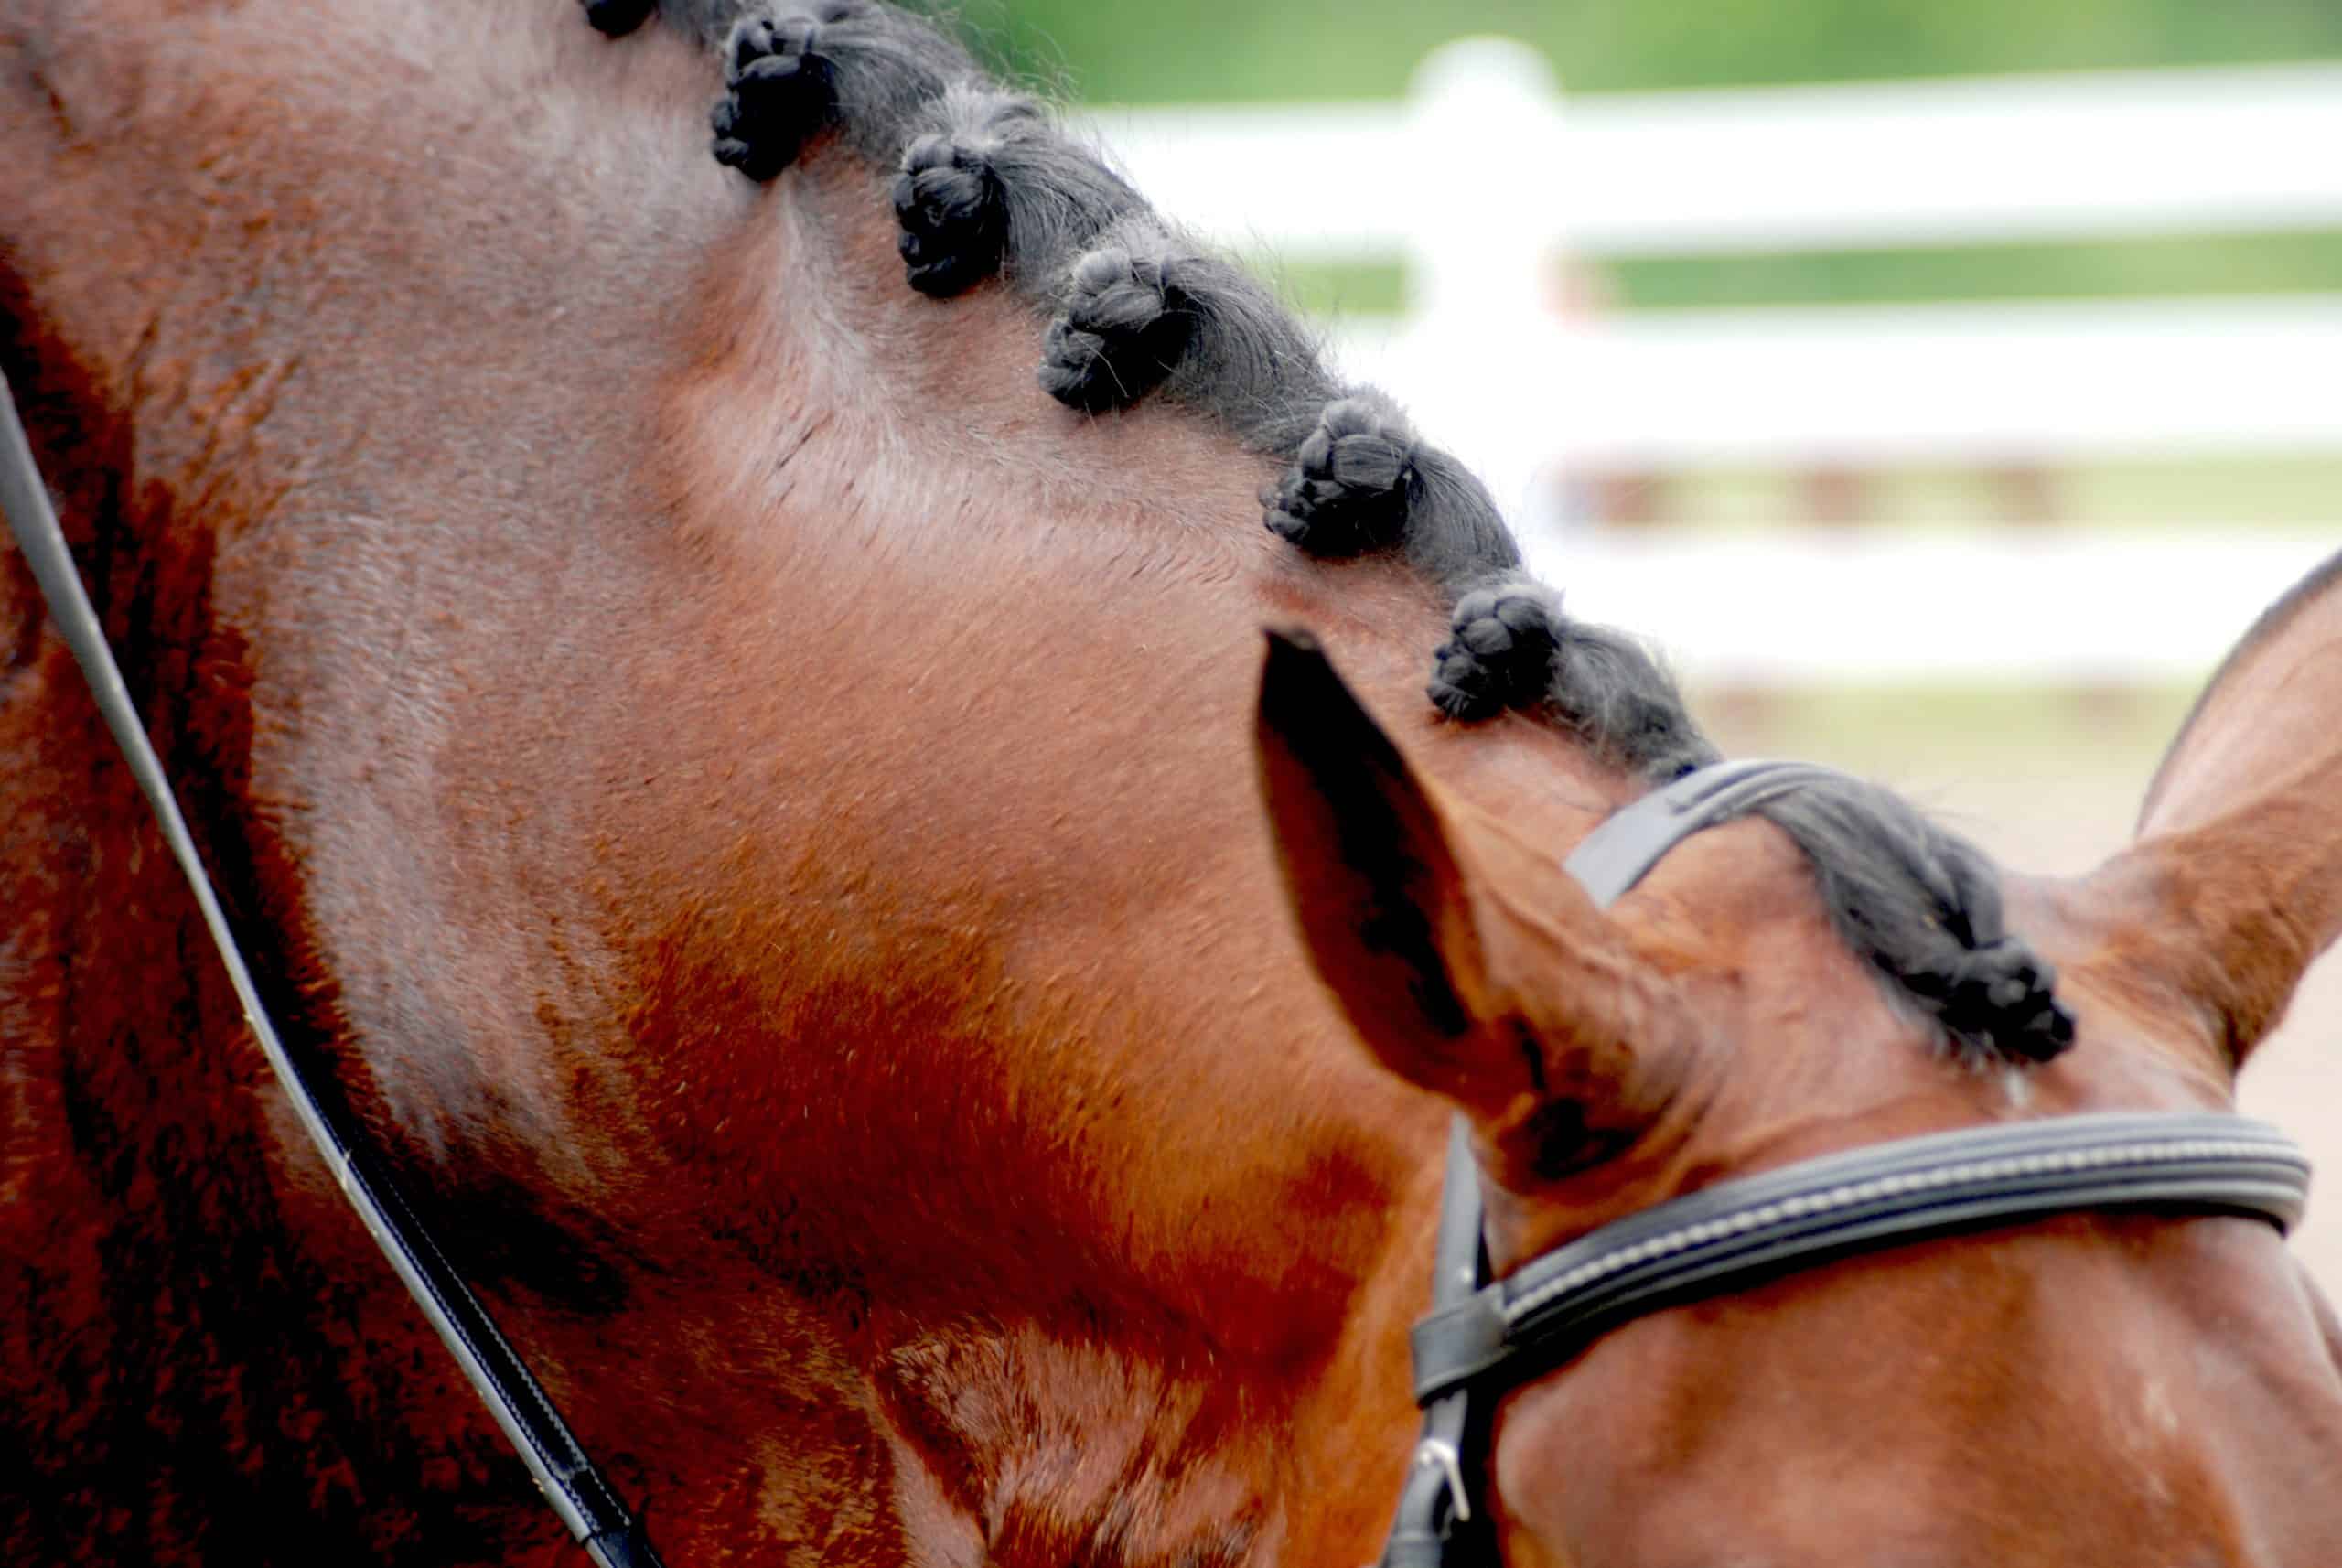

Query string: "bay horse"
[[4, 1, 2339, 1563]]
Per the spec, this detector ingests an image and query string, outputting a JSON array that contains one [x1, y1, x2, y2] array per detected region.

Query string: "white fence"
[[1079, 55, 2342, 682], [1090, 56, 2342, 262]]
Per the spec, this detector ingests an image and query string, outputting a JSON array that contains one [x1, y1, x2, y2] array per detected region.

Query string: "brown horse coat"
[[5, 2, 2341, 1563]]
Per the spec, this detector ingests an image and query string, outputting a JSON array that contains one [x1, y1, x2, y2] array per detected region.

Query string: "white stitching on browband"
[[1501, 1135, 2296, 1326]]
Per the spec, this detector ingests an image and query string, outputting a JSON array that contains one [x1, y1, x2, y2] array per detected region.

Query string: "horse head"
[[1257, 558, 2342, 1563]]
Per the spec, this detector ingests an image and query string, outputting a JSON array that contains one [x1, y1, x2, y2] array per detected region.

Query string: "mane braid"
[[607, 0, 2075, 1069]]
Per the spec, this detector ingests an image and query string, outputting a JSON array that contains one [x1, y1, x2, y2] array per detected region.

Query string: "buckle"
[[1412, 1437, 1471, 1523]]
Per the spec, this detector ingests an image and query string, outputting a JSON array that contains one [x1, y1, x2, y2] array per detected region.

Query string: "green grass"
[[980, 0, 2342, 102], [1265, 231, 2342, 318], [1612, 231, 2342, 309], [1262, 260, 1411, 318]]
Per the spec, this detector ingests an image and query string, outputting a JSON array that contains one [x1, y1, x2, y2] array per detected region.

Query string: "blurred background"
[[978, 1, 2342, 1285]]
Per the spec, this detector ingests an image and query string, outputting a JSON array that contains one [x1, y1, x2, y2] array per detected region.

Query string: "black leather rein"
[[1, 372, 666, 1567], [1377, 759, 2313, 1568]]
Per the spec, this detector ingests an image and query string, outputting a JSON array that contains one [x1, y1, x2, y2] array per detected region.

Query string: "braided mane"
[[603, 0, 2073, 1067]]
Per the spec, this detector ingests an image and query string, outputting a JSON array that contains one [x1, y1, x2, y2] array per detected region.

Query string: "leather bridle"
[[1375, 760, 2312, 1568]]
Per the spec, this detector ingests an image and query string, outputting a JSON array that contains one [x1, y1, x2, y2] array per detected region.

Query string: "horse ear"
[[2084, 551, 2342, 1067], [1254, 628, 1498, 1110], [1253, 628, 1691, 1133]]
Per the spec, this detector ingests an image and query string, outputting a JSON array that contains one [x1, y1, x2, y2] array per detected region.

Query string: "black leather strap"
[[1412, 1111, 2307, 1406], [2, 371, 666, 1568], [1379, 1119, 1491, 1568]]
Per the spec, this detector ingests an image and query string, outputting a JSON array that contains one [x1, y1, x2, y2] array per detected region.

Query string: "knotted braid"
[[1755, 785, 2077, 1065], [1037, 243, 1194, 412], [1262, 398, 1417, 554], [1262, 398, 1517, 589], [894, 129, 1010, 296], [1427, 578, 1563, 718]]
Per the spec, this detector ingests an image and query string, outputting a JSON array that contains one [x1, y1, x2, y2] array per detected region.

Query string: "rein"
[[0, 372, 668, 1568], [1377, 759, 2313, 1568]]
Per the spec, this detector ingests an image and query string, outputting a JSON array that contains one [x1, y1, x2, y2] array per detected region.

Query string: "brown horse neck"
[[1, 4, 1649, 1562]]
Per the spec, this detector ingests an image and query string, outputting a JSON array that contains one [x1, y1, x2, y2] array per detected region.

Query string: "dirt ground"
[[1703, 684, 2342, 1297]]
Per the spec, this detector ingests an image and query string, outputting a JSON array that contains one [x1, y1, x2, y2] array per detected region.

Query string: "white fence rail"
[[1079, 54, 2342, 682], [1089, 59, 2342, 261], [1546, 532, 2334, 687], [1338, 295, 2342, 467]]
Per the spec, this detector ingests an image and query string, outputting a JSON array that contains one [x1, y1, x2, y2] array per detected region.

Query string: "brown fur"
[[5, 3, 2341, 1564]]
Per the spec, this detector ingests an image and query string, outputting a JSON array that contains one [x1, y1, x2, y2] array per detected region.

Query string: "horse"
[[5, 0, 2339, 1563]]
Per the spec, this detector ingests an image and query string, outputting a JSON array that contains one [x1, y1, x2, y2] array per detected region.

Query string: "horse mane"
[[623, 0, 2073, 1067]]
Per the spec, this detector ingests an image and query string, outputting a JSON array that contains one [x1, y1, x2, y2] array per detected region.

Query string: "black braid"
[[1263, 397, 1418, 555], [1754, 787, 2078, 1065], [712, 5, 849, 180], [892, 86, 1145, 298], [893, 128, 1011, 297], [1428, 578, 1563, 719], [1265, 399, 1518, 590], [1429, 576, 1714, 775], [1037, 240, 1198, 412], [709, 2, 977, 180]]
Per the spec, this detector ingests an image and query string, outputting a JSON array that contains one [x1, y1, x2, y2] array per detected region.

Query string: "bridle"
[[1376, 760, 2314, 1568], [5, 373, 2311, 1568]]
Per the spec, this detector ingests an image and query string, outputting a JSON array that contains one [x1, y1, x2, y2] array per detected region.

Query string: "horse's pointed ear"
[[1253, 628, 1690, 1133], [2079, 550, 2342, 1068], [1255, 628, 1496, 1110]]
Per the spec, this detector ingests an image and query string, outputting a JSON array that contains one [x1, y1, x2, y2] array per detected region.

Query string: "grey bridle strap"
[[1561, 758, 1848, 908], [2, 373, 665, 1568], [1376, 759, 2314, 1567]]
